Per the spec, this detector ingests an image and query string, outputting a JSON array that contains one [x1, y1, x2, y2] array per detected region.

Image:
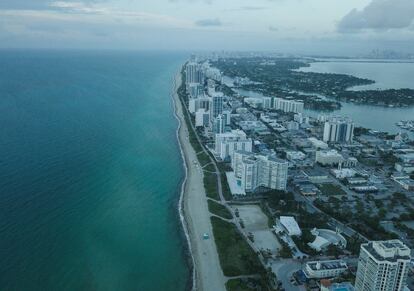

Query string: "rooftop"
[[362, 240, 410, 262], [306, 260, 347, 271]]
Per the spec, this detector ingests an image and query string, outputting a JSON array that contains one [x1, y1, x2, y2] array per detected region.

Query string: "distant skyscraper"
[[355, 240, 410, 291], [323, 117, 354, 143]]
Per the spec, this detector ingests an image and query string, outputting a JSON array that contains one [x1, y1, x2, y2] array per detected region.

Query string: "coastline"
[[171, 70, 226, 291]]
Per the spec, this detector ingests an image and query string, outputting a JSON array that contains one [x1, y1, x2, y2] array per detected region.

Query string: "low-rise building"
[[316, 150, 344, 166], [331, 168, 357, 179], [279, 216, 302, 236], [304, 260, 348, 279], [308, 137, 329, 150], [394, 178, 414, 191], [286, 151, 307, 161]]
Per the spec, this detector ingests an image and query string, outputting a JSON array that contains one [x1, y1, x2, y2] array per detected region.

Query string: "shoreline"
[[171, 69, 226, 291], [171, 71, 196, 291]]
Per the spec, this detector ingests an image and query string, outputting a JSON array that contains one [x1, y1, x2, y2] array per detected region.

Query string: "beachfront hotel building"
[[189, 97, 210, 114], [195, 109, 210, 127], [185, 61, 204, 85], [355, 240, 410, 291], [232, 151, 288, 192], [323, 117, 354, 143], [214, 130, 252, 161]]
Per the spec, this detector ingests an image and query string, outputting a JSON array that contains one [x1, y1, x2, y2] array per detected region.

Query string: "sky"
[[1, 0, 414, 55]]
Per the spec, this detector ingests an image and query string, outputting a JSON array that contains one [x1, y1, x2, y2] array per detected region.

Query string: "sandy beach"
[[172, 71, 226, 291]]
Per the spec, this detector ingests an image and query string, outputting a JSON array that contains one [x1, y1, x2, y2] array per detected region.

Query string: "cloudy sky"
[[1, 0, 414, 54]]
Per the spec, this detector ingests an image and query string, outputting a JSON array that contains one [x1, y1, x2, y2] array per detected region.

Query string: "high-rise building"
[[189, 97, 210, 114], [232, 151, 288, 192], [209, 93, 224, 121], [187, 83, 204, 99], [323, 117, 354, 143], [195, 109, 210, 127], [355, 240, 410, 291], [214, 130, 252, 161], [213, 115, 225, 134], [185, 62, 204, 85]]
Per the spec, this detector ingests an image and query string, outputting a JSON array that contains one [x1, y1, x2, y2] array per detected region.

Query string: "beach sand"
[[172, 71, 226, 291]]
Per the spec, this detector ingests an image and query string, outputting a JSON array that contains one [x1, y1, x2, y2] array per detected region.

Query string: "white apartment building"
[[272, 98, 304, 114], [185, 62, 204, 85], [232, 151, 288, 192], [209, 93, 224, 121], [323, 117, 354, 143], [355, 240, 410, 291], [215, 130, 252, 161], [316, 150, 344, 166], [304, 260, 348, 279], [195, 109, 210, 127]]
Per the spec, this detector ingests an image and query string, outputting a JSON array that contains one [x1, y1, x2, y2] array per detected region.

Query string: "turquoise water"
[[0, 50, 189, 290]]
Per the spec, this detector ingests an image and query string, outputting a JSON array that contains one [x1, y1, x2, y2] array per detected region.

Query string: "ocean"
[[0, 50, 190, 290]]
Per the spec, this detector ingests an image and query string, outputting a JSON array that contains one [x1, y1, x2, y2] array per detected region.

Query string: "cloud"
[[195, 18, 222, 27], [226, 6, 267, 12], [0, 0, 104, 10], [338, 0, 414, 32], [268, 26, 278, 32]]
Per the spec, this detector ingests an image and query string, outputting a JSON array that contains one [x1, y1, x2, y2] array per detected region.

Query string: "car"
[[203, 233, 209, 240]]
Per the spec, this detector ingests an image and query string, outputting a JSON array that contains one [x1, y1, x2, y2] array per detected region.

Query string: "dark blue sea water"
[[0, 50, 189, 290]]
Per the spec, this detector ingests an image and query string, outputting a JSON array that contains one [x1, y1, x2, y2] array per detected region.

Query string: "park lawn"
[[211, 217, 262, 277], [204, 172, 220, 200], [208, 199, 233, 219], [226, 278, 261, 291]]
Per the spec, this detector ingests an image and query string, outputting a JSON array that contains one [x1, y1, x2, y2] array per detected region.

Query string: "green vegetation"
[[221, 173, 233, 201], [278, 239, 293, 258], [314, 199, 398, 241], [345, 234, 365, 255], [292, 229, 319, 256], [197, 151, 211, 167], [202, 162, 216, 173], [317, 184, 347, 196], [204, 171, 220, 200], [226, 278, 256, 291], [354, 126, 371, 136], [213, 57, 414, 108], [208, 199, 233, 219], [211, 216, 263, 276]]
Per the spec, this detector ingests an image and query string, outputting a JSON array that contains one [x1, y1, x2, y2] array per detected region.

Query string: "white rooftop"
[[280, 216, 301, 236]]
